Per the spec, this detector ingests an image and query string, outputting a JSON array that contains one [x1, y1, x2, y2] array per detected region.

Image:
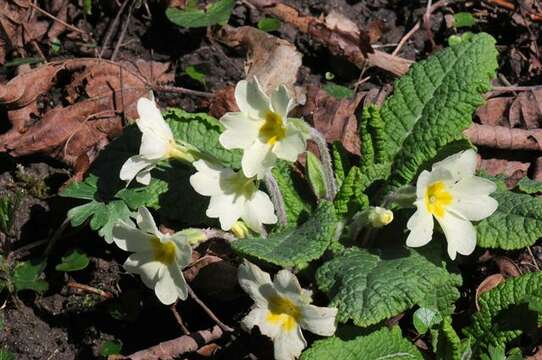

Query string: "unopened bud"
[[231, 221, 250, 239], [368, 207, 394, 228]]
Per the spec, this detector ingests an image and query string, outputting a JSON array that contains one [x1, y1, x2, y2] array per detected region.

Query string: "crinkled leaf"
[[316, 246, 461, 327], [463, 272, 542, 352], [431, 316, 464, 360], [165, 108, 241, 168], [301, 326, 423, 360], [232, 201, 338, 269], [55, 250, 90, 272], [477, 187, 542, 249], [331, 141, 350, 188], [516, 177, 542, 194], [306, 151, 327, 199], [271, 161, 312, 224], [363, 33, 497, 192], [166, 0, 234, 28], [334, 166, 369, 217], [12, 259, 48, 294], [453, 12, 476, 28]]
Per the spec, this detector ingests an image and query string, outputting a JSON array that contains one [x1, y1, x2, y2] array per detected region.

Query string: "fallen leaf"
[[509, 90, 542, 129], [495, 256, 521, 278], [475, 273, 505, 310], [0, 58, 174, 176], [478, 157, 530, 179], [475, 96, 513, 126], [302, 85, 363, 155]]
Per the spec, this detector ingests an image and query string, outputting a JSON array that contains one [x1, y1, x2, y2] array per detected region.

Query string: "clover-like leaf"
[[231, 201, 338, 269], [463, 271, 542, 353], [166, 0, 234, 28], [301, 326, 423, 360], [55, 250, 90, 272], [12, 259, 48, 294], [413, 307, 443, 334], [316, 246, 461, 327]]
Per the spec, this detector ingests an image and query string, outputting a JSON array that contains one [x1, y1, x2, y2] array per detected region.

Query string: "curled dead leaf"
[[475, 273, 505, 311]]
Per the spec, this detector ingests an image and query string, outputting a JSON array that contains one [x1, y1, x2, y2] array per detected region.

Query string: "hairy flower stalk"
[[309, 127, 338, 200]]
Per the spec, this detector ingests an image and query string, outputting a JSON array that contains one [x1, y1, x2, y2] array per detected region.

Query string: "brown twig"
[[99, 0, 130, 58], [527, 247, 541, 271], [27, 2, 87, 35], [154, 85, 214, 98], [245, 0, 412, 76], [67, 282, 114, 299], [120, 325, 224, 360], [464, 123, 542, 151], [170, 303, 190, 335], [43, 217, 70, 256], [488, 0, 515, 11], [492, 85, 542, 92], [111, 0, 135, 61], [188, 285, 234, 333]]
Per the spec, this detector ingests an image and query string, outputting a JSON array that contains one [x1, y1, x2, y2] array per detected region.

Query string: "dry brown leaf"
[[302, 85, 363, 155], [0, 58, 174, 175], [217, 25, 303, 104], [509, 90, 542, 129], [495, 256, 522, 278], [478, 157, 530, 179], [475, 273, 505, 311], [475, 97, 513, 126]]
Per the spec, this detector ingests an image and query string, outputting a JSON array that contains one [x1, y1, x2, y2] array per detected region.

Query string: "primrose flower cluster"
[[107, 76, 499, 360]]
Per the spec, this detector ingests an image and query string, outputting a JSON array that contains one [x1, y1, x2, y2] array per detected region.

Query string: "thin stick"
[[43, 217, 70, 256], [7, 239, 48, 262], [111, 0, 135, 61], [492, 85, 542, 92], [264, 171, 288, 226], [527, 246, 541, 271], [67, 282, 114, 299], [28, 2, 87, 35], [154, 85, 214, 98], [187, 285, 234, 333], [99, 0, 130, 58], [171, 303, 190, 335]]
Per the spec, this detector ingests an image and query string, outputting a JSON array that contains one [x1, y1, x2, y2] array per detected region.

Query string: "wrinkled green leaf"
[[334, 166, 369, 217], [306, 151, 327, 199], [453, 12, 476, 28], [316, 245, 461, 327], [55, 250, 90, 272], [431, 316, 464, 360], [232, 201, 338, 269], [516, 177, 542, 194], [166, 0, 234, 28], [271, 161, 312, 224], [301, 326, 423, 359], [257, 17, 281, 32]]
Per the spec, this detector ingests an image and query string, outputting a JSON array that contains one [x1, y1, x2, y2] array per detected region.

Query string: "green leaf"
[[0, 350, 15, 360], [12, 259, 48, 294], [166, 0, 234, 28], [413, 307, 442, 334], [334, 166, 369, 217], [60, 175, 99, 200], [83, 0, 92, 15], [367, 33, 497, 191], [323, 82, 354, 99], [184, 65, 206, 86], [331, 141, 350, 188], [463, 272, 542, 352], [306, 151, 327, 199], [100, 340, 122, 356], [453, 12, 476, 28], [257, 17, 281, 32], [476, 187, 542, 249], [301, 326, 423, 360], [271, 161, 312, 224], [2, 57, 43, 68], [232, 201, 338, 268], [55, 250, 90, 272], [516, 177, 542, 194], [431, 316, 464, 360], [316, 246, 461, 327], [165, 108, 241, 168]]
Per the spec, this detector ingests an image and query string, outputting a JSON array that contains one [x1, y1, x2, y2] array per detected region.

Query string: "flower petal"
[[154, 267, 178, 305], [273, 326, 307, 360], [139, 132, 169, 159], [112, 221, 153, 252], [136, 98, 174, 142], [169, 233, 193, 267], [219, 112, 260, 150], [437, 210, 477, 260], [242, 191, 277, 233], [241, 307, 281, 339], [238, 260, 274, 307], [406, 204, 434, 248], [273, 269, 303, 302], [168, 264, 189, 301], [271, 85, 294, 119], [206, 193, 244, 230], [449, 177, 498, 221], [120, 155, 155, 184], [272, 125, 305, 162], [136, 207, 161, 237], [299, 304, 337, 336], [432, 149, 477, 181], [235, 78, 270, 118], [242, 140, 276, 179], [124, 252, 161, 289], [136, 168, 152, 185], [189, 160, 227, 196]]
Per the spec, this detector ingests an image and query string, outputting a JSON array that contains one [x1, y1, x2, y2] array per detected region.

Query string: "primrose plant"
[[62, 33, 542, 359]]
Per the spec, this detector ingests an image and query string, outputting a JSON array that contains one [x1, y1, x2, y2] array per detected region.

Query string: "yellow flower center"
[[150, 237, 177, 265], [259, 111, 286, 145], [266, 296, 301, 332], [424, 181, 453, 219]]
